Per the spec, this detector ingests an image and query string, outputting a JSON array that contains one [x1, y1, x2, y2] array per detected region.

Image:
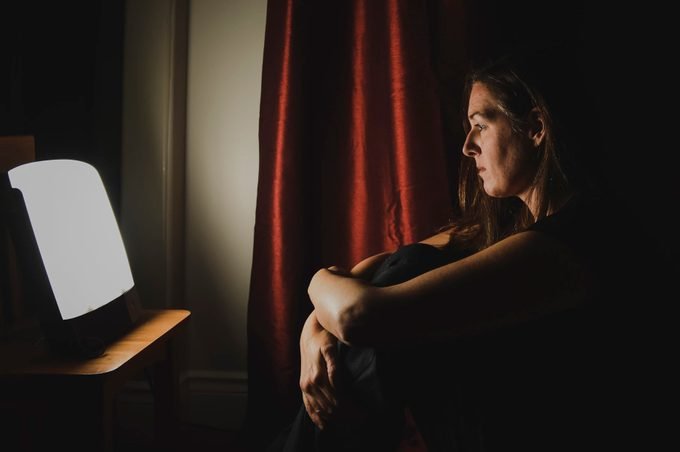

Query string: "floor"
[[115, 421, 248, 451], [114, 383, 249, 452]]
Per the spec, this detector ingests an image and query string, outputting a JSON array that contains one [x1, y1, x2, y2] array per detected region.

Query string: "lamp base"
[[42, 288, 142, 359]]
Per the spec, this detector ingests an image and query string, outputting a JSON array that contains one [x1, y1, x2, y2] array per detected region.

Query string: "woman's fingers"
[[302, 393, 325, 429], [303, 394, 320, 427], [315, 385, 336, 412], [300, 335, 338, 405], [327, 265, 351, 276], [320, 341, 338, 389], [298, 320, 341, 430], [300, 359, 339, 429], [300, 363, 336, 415]]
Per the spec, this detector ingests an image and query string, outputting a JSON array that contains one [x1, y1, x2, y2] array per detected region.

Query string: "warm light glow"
[[8, 160, 134, 320]]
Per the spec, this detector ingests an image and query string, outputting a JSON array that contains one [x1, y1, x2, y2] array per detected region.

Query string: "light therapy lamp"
[[1, 159, 140, 357]]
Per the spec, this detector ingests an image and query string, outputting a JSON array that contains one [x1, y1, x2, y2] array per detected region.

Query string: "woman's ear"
[[527, 107, 546, 147]]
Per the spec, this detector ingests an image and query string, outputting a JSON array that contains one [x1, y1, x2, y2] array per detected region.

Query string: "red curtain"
[[246, 1, 471, 447]]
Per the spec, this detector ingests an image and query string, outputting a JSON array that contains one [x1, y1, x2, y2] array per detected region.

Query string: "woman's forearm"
[[301, 309, 324, 340], [308, 268, 379, 344], [305, 251, 389, 344]]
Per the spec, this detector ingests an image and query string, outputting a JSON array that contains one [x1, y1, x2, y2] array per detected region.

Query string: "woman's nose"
[[462, 130, 479, 157]]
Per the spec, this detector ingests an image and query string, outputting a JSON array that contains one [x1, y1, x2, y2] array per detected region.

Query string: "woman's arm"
[[309, 230, 589, 346], [297, 248, 394, 427], [299, 310, 338, 429], [346, 230, 451, 281]]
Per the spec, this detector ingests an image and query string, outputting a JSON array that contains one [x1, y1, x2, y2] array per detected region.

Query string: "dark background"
[[455, 1, 677, 268], [0, 0, 125, 215]]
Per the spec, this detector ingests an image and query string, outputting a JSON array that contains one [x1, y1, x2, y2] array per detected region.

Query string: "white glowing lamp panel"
[[8, 160, 134, 320]]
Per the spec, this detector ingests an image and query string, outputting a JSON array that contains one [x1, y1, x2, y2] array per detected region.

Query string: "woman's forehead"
[[468, 83, 499, 119]]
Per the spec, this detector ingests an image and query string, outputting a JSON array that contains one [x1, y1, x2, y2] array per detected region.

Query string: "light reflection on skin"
[[462, 82, 543, 218]]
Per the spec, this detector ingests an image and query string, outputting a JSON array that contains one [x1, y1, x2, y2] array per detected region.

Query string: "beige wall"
[[121, 0, 187, 312], [185, 0, 265, 373], [122, 0, 265, 428]]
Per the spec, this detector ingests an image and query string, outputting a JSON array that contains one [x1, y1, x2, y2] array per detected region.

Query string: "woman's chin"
[[483, 186, 501, 198], [484, 189, 513, 199]]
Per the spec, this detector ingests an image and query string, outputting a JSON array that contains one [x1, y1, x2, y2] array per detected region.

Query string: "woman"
[[288, 47, 657, 451]]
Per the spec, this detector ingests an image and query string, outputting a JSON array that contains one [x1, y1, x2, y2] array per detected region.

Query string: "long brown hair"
[[446, 46, 601, 252]]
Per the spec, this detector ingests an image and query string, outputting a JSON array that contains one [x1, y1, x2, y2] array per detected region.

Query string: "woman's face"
[[463, 82, 537, 201]]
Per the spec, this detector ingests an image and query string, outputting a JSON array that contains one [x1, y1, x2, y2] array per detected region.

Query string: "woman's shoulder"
[[528, 192, 618, 254], [524, 191, 657, 306]]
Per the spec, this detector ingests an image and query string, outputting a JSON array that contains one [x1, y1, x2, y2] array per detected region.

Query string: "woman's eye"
[[475, 124, 486, 131]]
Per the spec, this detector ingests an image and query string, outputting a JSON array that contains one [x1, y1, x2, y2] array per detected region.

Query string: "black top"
[[459, 195, 664, 451], [369, 242, 464, 287], [370, 195, 665, 451]]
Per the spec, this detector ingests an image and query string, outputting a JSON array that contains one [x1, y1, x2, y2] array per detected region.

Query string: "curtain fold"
[[247, 0, 468, 448]]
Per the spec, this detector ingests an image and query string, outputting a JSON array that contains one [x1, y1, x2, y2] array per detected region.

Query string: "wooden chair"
[[0, 135, 36, 336]]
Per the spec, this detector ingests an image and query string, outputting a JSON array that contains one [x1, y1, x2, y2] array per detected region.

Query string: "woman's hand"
[[299, 311, 338, 430]]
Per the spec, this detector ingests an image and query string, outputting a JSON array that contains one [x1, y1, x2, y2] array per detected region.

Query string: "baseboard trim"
[[184, 370, 248, 431], [117, 369, 248, 432]]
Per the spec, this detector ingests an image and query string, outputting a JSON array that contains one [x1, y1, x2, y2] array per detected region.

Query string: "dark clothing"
[[269, 195, 669, 451], [447, 194, 667, 451], [268, 243, 456, 452], [523, 194, 668, 451]]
